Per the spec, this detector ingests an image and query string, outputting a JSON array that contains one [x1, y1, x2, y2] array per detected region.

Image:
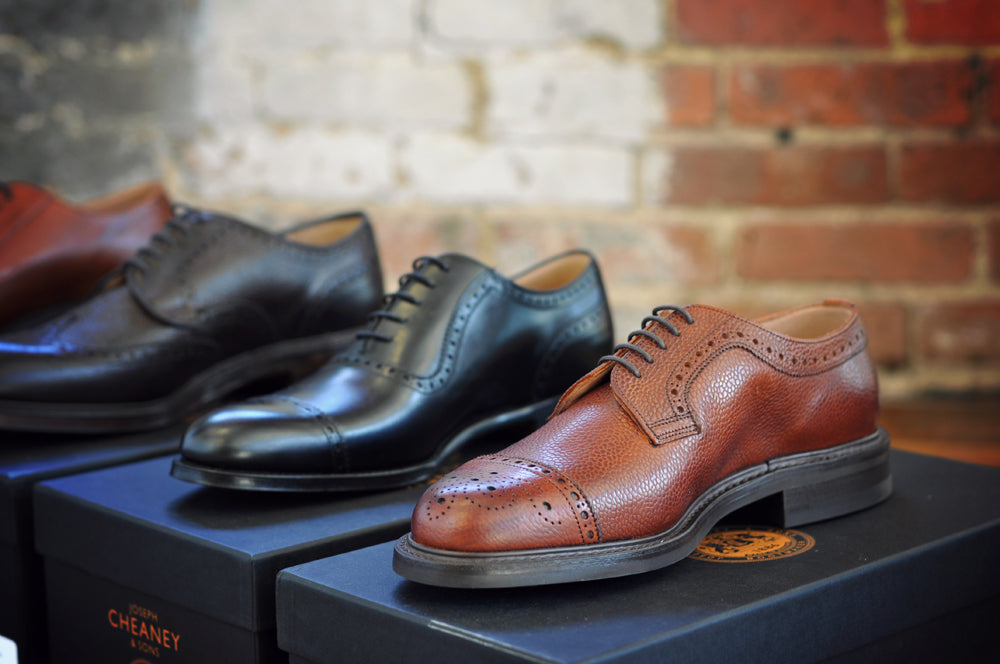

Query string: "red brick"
[[665, 146, 888, 206], [730, 61, 975, 127], [989, 60, 1000, 126], [904, 0, 1000, 45], [493, 217, 719, 287], [989, 219, 1000, 282], [856, 303, 908, 367], [661, 66, 716, 127], [372, 209, 484, 284], [918, 300, 1000, 362], [899, 141, 1000, 204], [675, 0, 888, 46], [736, 221, 975, 282]]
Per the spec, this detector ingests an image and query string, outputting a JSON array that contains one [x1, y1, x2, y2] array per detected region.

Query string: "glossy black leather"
[[175, 251, 613, 489], [0, 208, 382, 432]]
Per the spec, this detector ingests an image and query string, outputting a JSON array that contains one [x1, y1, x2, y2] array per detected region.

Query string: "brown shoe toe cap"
[[411, 454, 600, 553]]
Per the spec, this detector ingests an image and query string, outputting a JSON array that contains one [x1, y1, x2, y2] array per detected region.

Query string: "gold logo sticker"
[[690, 525, 815, 563]]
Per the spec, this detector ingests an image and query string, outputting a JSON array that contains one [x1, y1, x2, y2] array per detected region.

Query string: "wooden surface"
[[882, 396, 1000, 467]]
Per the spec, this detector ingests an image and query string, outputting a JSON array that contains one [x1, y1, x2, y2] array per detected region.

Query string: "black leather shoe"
[[171, 251, 614, 491], [0, 208, 382, 433]]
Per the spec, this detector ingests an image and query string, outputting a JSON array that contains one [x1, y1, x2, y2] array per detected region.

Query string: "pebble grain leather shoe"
[[394, 300, 892, 587], [0, 180, 173, 327], [0, 207, 382, 433], [171, 251, 614, 492]]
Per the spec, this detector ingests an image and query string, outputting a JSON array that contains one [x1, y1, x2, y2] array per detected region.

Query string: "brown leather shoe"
[[0, 180, 172, 327], [394, 300, 892, 587]]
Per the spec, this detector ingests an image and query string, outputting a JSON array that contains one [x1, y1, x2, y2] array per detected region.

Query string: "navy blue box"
[[34, 456, 424, 663], [277, 451, 1000, 663], [0, 427, 181, 664]]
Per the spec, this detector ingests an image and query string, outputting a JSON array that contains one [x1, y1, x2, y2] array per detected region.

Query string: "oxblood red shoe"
[[0, 180, 172, 326], [394, 300, 892, 587]]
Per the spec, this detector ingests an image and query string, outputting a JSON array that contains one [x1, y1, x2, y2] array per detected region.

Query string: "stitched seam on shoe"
[[530, 306, 605, 401], [483, 455, 601, 545], [332, 276, 496, 393], [265, 394, 348, 472], [500, 266, 596, 308]]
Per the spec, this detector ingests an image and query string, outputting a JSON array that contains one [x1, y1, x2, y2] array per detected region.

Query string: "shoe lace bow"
[[600, 305, 695, 378]]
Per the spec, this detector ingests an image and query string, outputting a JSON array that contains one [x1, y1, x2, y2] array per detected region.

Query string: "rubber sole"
[[392, 428, 892, 588], [169, 395, 561, 492], [0, 327, 360, 434]]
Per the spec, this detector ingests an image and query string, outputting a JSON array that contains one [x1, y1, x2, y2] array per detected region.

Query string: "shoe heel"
[[778, 431, 893, 528]]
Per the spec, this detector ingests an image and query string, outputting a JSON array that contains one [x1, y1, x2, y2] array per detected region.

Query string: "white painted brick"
[[426, 0, 662, 49], [486, 48, 660, 142], [259, 54, 469, 130], [186, 126, 393, 200], [641, 149, 674, 206], [400, 133, 632, 207], [201, 0, 416, 51], [193, 52, 255, 122]]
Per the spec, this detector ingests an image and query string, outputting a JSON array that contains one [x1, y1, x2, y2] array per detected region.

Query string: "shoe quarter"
[[610, 306, 870, 446]]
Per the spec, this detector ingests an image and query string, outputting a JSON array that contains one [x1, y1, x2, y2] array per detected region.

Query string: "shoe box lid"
[[1, 426, 182, 548], [34, 456, 424, 633], [277, 451, 1000, 663]]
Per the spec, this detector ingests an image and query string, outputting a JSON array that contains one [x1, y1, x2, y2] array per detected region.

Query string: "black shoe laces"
[[123, 205, 208, 279], [600, 305, 695, 378], [0, 181, 13, 205], [356, 256, 450, 344]]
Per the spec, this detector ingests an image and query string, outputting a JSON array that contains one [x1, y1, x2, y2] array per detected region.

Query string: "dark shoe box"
[[277, 451, 1000, 663], [0, 427, 182, 664], [34, 456, 424, 663]]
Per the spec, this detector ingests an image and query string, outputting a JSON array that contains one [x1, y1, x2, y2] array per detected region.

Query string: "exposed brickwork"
[[730, 61, 976, 128], [675, 0, 888, 46], [491, 217, 719, 287], [3, 0, 1000, 398], [856, 304, 908, 368], [919, 300, 1000, 363], [661, 67, 716, 127], [899, 142, 1000, 204], [903, 0, 1000, 45], [665, 147, 888, 206], [990, 219, 1000, 283], [736, 222, 975, 283], [988, 60, 1000, 126]]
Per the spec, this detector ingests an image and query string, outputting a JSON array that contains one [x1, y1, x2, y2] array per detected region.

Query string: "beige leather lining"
[[759, 306, 851, 340], [514, 253, 590, 291], [79, 182, 163, 214], [287, 215, 363, 245]]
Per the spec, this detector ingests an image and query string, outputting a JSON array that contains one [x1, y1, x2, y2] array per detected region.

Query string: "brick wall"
[[2, 0, 999, 399]]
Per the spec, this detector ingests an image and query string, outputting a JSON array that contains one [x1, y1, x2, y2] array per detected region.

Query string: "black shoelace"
[[123, 205, 207, 279], [356, 256, 450, 344], [600, 305, 695, 378], [0, 181, 12, 204]]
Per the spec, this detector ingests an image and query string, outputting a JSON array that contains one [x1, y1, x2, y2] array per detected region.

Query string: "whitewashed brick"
[[641, 149, 674, 206], [400, 133, 632, 207], [487, 49, 660, 142], [193, 52, 255, 122], [427, 0, 662, 49], [201, 0, 416, 52], [187, 126, 393, 199], [259, 54, 469, 130]]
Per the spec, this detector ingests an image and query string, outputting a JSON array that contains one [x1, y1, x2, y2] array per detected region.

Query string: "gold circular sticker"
[[689, 525, 815, 563]]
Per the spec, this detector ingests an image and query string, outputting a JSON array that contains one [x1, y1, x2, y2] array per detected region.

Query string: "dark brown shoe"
[[0, 207, 383, 433], [395, 300, 891, 587], [0, 180, 173, 326]]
